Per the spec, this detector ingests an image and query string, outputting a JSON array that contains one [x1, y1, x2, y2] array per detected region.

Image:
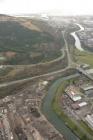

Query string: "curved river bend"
[[70, 23, 84, 51], [42, 74, 80, 140]]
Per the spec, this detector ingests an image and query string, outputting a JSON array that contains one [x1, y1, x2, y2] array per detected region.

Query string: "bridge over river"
[[77, 67, 93, 81]]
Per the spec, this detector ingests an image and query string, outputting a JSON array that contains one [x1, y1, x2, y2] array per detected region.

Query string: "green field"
[[75, 49, 93, 66], [72, 47, 93, 67]]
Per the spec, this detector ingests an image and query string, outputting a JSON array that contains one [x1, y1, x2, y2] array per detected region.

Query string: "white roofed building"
[[85, 114, 93, 129], [78, 102, 87, 107], [65, 85, 82, 102]]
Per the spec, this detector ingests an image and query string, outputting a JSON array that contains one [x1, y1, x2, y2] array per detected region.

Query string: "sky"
[[0, 0, 93, 15]]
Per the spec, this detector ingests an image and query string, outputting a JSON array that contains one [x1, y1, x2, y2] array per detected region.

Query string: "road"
[[77, 67, 93, 81], [0, 23, 92, 140], [0, 30, 72, 88], [0, 66, 70, 88], [4, 47, 65, 68], [62, 31, 73, 67]]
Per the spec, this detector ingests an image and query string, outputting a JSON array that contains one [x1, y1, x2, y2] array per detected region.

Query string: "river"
[[70, 23, 84, 51], [41, 23, 84, 140], [42, 74, 80, 140]]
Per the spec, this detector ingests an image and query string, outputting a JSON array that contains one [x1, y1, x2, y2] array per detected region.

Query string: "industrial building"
[[85, 114, 93, 129], [78, 102, 87, 107], [71, 103, 80, 110], [65, 86, 82, 102], [71, 102, 87, 110], [80, 84, 93, 97], [80, 85, 93, 92], [86, 69, 93, 74]]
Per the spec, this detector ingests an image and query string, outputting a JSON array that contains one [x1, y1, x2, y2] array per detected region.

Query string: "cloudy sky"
[[0, 0, 93, 15]]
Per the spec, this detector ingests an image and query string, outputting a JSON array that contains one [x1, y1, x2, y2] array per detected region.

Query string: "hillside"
[[0, 15, 63, 65]]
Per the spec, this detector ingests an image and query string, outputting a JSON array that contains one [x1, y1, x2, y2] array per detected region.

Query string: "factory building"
[[71, 102, 87, 110], [78, 102, 87, 107], [86, 69, 93, 74], [65, 86, 82, 102], [85, 114, 93, 129], [80, 85, 93, 97], [80, 85, 93, 92], [72, 96, 81, 102], [71, 103, 80, 110]]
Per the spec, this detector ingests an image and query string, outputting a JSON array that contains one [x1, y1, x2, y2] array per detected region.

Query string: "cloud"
[[0, 0, 93, 15]]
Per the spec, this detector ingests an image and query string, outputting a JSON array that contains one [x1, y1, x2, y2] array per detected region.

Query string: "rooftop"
[[81, 85, 93, 91]]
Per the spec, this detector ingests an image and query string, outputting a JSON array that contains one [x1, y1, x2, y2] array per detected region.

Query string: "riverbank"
[[42, 73, 80, 140]]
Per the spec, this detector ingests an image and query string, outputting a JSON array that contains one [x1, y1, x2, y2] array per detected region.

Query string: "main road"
[[0, 65, 70, 88], [0, 23, 85, 140], [0, 23, 85, 89], [0, 30, 72, 88], [62, 31, 73, 66]]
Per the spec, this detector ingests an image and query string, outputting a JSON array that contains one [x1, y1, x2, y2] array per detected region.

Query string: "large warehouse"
[[65, 86, 82, 102], [85, 114, 93, 129], [80, 84, 93, 97]]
